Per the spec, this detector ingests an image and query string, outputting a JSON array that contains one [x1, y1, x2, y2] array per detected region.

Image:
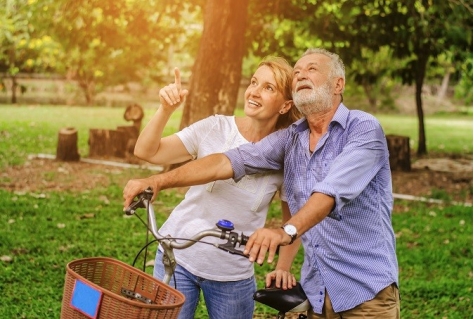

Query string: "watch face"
[[284, 224, 297, 236]]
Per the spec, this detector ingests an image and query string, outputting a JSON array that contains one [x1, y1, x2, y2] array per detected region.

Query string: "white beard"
[[293, 81, 333, 116]]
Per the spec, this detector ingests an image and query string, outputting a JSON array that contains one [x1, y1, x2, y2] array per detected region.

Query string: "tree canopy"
[[0, 0, 471, 155]]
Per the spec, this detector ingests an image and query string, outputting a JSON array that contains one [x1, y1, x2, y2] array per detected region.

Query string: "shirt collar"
[[293, 103, 349, 133]]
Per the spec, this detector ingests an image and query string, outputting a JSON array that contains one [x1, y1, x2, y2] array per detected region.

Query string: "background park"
[[0, 0, 472, 318]]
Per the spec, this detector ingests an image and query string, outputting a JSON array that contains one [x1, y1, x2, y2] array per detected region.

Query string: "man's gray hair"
[[302, 48, 345, 81]]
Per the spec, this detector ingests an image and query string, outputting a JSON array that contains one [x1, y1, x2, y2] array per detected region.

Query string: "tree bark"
[[415, 55, 428, 156], [437, 71, 450, 102], [56, 127, 80, 161], [89, 128, 129, 159], [179, 0, 249, 130], [11, 75, 17, 104]]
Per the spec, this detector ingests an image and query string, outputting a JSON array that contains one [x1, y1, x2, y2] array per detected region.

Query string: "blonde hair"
[[258, 56, 302, 129]]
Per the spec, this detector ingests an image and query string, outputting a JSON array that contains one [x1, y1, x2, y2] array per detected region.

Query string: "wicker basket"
[[61, 257, 185, 319]]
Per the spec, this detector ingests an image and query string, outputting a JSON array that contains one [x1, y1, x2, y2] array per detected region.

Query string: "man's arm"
[[123, 153, 233, 208], [244, 192, 335, 264]]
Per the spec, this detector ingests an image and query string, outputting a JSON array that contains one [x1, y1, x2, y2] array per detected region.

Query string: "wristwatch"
[[281, 224, 298, 245]]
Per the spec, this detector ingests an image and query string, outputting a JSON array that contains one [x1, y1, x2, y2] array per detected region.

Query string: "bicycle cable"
[[131, 203, 222, 290]]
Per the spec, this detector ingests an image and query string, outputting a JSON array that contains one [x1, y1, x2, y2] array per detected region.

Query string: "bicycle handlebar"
[[125, 187, 250, 280]]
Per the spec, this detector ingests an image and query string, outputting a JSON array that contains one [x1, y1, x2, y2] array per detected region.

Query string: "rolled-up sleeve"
[[313, 117, 388, 216], [224, 130, 288, 182]]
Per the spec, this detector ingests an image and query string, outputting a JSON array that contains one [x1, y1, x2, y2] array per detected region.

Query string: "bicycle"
[[60, 188, 249, 319]]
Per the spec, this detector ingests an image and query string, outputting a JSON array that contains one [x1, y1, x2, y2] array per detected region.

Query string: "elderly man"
[[123, 48, 400, 318]]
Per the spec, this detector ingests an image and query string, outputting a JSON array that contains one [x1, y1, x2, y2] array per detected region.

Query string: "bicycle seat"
[[253, 281, 310, 313]]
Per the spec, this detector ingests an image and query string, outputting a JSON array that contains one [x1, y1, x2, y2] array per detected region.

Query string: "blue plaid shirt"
[[225, 104, 398, 313]]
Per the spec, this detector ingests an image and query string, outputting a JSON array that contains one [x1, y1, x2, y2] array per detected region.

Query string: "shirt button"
[[319, 299, 322, 302], [320, 291, 323, 295]]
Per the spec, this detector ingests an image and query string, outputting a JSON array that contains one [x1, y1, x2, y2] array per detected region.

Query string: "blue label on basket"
[[70, 279, 102, 319]]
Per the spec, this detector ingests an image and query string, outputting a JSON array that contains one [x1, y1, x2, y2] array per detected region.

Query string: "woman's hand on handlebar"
[[265, 269, 297, 290], [123, 177, 160, 209]]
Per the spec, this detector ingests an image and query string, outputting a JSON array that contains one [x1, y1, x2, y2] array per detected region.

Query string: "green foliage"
[[0, 0, 64, 101], [453, 56, 473, 105]]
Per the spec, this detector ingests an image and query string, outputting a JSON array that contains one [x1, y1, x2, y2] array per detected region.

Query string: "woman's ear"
[[279, 100, 293, 114]]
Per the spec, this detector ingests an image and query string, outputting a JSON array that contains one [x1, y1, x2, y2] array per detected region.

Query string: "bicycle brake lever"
[[124, 188, 153, 215], [217, 243, 248, 258], [124, 199, 146, 215]]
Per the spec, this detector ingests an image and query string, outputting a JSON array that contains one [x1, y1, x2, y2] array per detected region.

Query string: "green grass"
[[0, 105, 472, 169], [0, 105, 179, 168], [377, 114, 473, 154], [0, 104, 472, 318], [0, 189, 471, 318]]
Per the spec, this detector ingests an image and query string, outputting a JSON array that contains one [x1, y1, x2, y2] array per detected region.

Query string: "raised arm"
[[123, 153, 234, 208], [134, 67, 191, 165]]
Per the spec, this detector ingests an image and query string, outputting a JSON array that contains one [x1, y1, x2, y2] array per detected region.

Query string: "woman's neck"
[[235, 116, 277, 143]]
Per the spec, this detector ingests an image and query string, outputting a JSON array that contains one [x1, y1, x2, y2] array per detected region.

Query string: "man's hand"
[[159, 67, 189, 110], [123, 176, 160, 209], [244, 227, 291, 265]]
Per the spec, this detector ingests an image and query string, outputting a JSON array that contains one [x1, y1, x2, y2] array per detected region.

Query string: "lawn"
[[0, 104, 472, 318]]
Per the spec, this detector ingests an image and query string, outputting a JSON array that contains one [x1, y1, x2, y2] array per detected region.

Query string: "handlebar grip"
[[124, 188, 154, 215]]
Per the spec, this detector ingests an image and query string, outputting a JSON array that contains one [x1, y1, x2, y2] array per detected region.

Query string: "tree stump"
[[386, 134, 411, 171], [87, 104, 144, 161], [117, 125, 139, 157], [89, 129, 128, 158], [123, 103, 144, 133], [56, 127, 80, 161]]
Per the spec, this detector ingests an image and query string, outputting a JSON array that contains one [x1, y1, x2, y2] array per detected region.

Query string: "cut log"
[[89, 129, 128, 158], [56, 127, 80, 161], [117, 125, 139, 157], [123, 103, 144, 133], [386, 134, 411, 171]]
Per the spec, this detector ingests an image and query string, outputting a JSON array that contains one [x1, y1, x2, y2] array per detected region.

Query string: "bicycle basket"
[[61, 257, 185, 319]]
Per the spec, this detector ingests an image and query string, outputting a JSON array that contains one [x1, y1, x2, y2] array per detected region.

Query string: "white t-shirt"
[[158, 115, 285, 281]]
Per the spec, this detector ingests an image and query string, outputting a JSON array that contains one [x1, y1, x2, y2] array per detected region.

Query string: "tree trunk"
[[362, 82, 377, 113], [78, 79, 95, 105], [179, 0, 249, 130], [11, 75, 17, 104], [56, 127, 80, 161], [415, 56, 428, 156], [436, 71, 450, 102], [386, 135, 411, 171]]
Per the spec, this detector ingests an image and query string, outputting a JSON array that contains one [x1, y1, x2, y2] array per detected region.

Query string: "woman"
[[133, 56, 301, 319]]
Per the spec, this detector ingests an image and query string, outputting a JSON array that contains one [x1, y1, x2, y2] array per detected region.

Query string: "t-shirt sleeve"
[[175, 116, 219, 160]]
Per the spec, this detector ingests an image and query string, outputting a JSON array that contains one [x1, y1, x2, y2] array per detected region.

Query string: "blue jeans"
[[154, 250, 256, 319]]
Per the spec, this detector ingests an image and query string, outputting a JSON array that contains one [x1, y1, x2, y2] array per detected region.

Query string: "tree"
[[249, 0, 472, 156], [179, 0, 249, 129], [342, 0, 473, 155], [0, 0, 61, 103], [47, 0, 191, 105]]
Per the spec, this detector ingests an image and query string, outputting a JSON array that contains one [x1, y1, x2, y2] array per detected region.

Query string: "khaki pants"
[[308, 283, 400, 319]]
